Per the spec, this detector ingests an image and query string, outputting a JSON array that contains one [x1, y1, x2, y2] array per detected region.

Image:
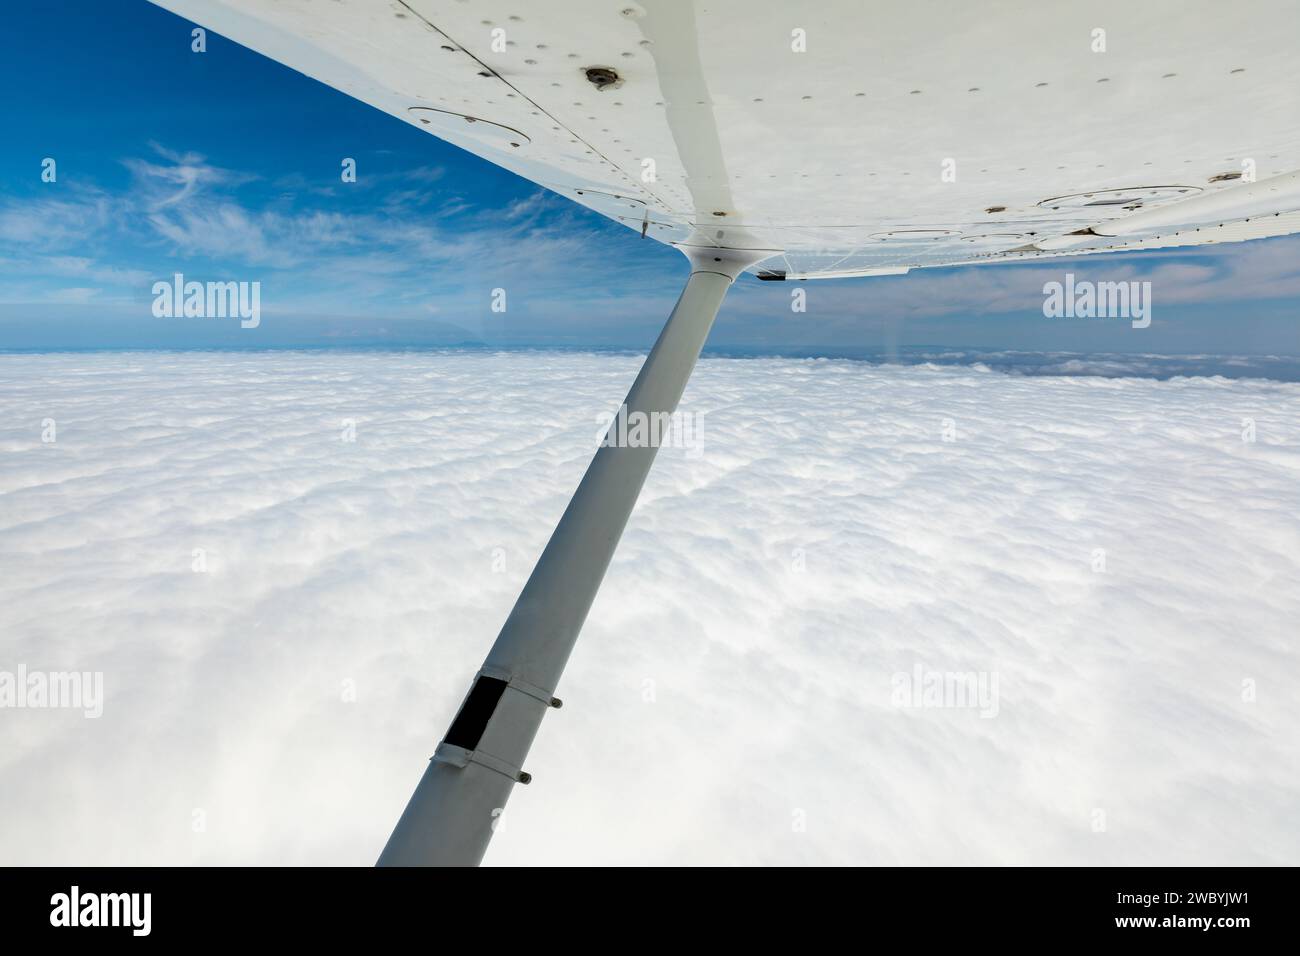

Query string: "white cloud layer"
[[1, 352, 1298, 865]]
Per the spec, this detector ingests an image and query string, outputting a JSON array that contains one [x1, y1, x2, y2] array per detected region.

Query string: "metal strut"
[[377, 247, 764, 866]]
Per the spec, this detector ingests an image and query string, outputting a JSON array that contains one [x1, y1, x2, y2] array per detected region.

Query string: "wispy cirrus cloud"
[[3, 141, 1299, 351], [123, 142, 258, 209], [1, 143, 669, 321]]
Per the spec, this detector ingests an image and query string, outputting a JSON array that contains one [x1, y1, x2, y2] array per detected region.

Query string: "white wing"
[[148, 0, 1300, 279]]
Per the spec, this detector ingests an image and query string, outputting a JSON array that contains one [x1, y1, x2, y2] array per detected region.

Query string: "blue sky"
[[2, 0, 1298, 356]]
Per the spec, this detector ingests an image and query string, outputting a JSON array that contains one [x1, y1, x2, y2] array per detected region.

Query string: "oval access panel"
[[407, 107, 530, 149], [961, 233, 1029, 244], [1037, 186, 1200, 211], [870, 229, 961, 241], [572, 187, 647, 208]]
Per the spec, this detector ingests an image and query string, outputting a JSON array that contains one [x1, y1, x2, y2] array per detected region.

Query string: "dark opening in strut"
[[444, 676, 509, 751]]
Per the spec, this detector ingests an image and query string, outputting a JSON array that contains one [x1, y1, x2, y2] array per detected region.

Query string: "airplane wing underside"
[[149, 0, 1300, 279]]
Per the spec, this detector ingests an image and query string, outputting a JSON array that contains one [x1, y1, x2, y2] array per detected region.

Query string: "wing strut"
[[377, 247, 765, 866]]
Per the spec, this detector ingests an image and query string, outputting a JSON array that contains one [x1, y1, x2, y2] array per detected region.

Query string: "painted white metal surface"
[[150, 0, 1300, 278]]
